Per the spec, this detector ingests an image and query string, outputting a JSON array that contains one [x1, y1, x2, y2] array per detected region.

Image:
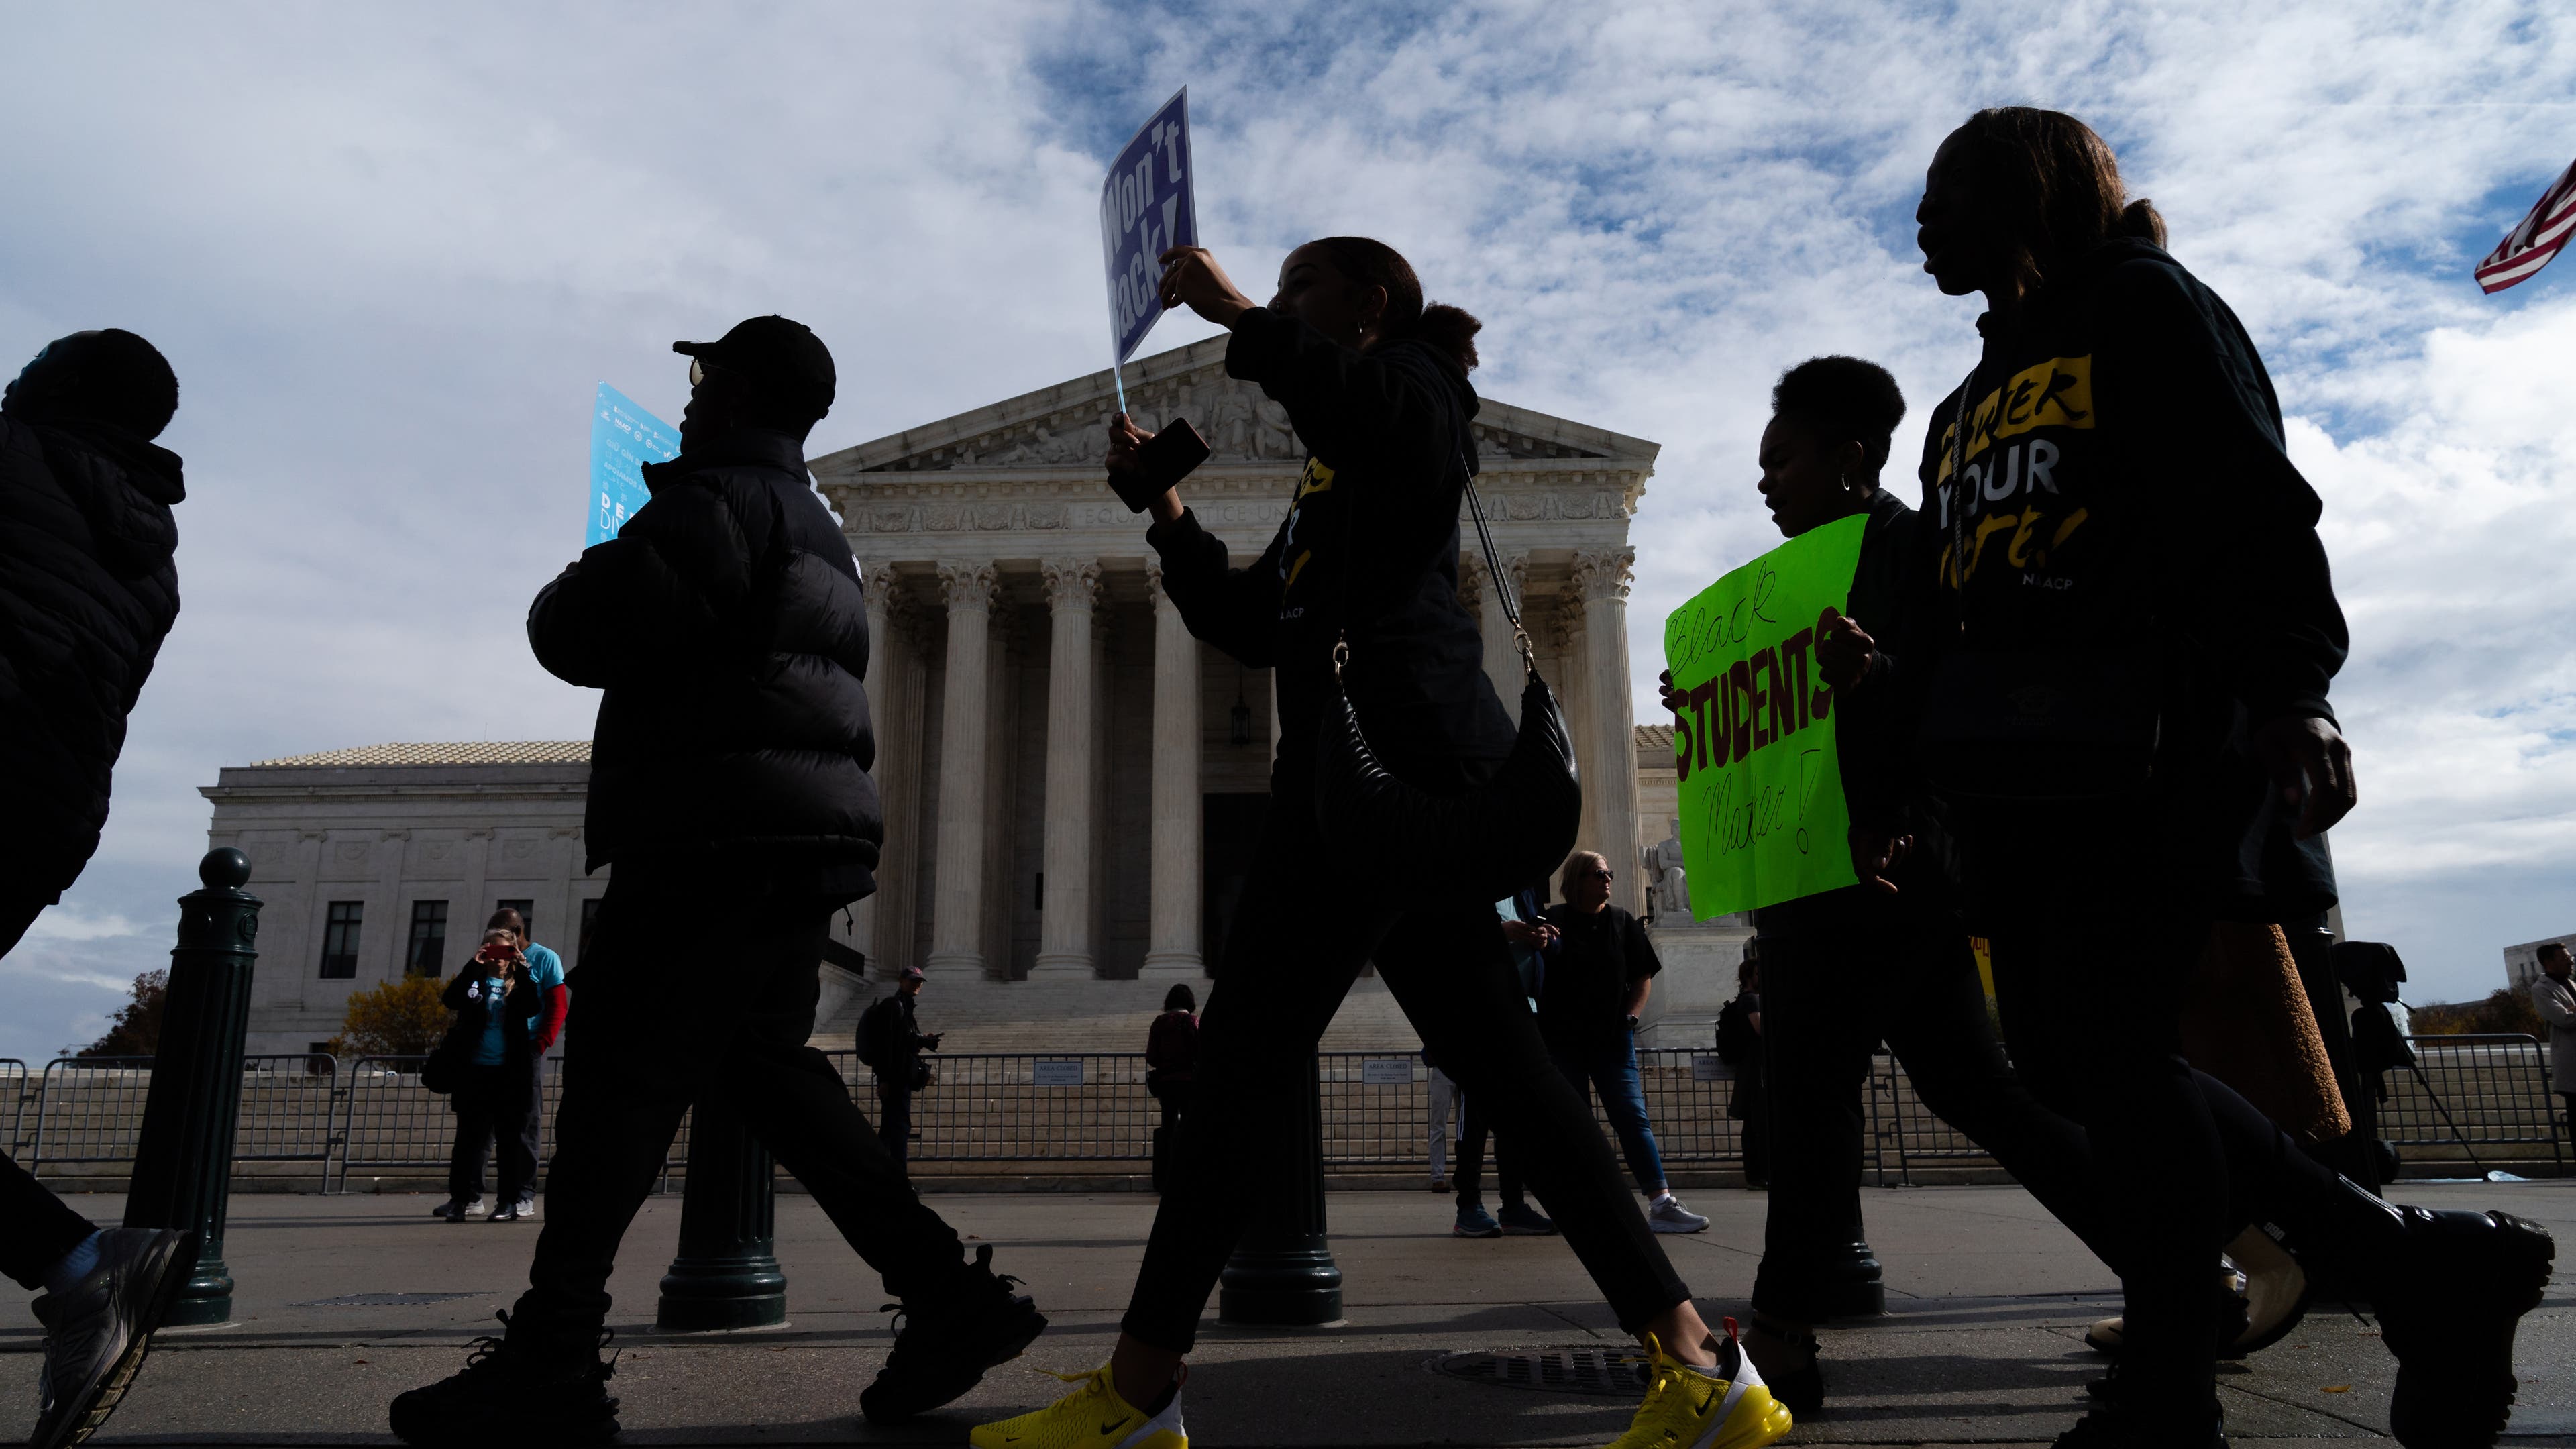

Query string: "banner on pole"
[[1660, 514, 1868, 919], [1099, 87, 1199, 366], [587, 382, 681, 548]]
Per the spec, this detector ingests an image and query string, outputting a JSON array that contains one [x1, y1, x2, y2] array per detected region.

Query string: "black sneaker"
[[388, 1313, 619, 1446], [2372, 1208, 2555, 1448], [859, 1244, 1048, 1425], [2053, 1399, 2226, 1447], [1736, 1320, 1822, 1418], [30, 1228, 197, 1449]]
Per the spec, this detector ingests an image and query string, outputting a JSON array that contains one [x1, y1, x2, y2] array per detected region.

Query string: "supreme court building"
[[215, 341, 1741, 1057]]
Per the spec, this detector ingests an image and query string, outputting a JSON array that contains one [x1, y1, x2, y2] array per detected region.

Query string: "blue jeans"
[[1550, 1032, 1667, 1195]]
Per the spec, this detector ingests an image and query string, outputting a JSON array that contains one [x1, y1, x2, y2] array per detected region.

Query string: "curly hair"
[[1771, 356, 1907, 473]]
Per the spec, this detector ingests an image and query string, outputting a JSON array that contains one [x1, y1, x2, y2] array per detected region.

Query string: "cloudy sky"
[[2, 1, 2570, 1061]]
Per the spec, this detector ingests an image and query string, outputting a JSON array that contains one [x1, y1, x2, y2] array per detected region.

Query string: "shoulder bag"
[[1311, 450, 1582, 899], [1918, 370, 2161, 800]]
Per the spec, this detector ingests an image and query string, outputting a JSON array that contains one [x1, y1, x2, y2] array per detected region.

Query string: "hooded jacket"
[[1912, 237, 2343, 918], [527, 428, 880, 898], [1146, 307, 1515, 792], [0, 415, 184, 898]]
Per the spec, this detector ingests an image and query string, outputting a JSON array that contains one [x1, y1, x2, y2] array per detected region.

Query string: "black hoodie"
[[1148, 307, 1515, 791], [0, 415, 184, 899], [1913, 238, 2342, 917]]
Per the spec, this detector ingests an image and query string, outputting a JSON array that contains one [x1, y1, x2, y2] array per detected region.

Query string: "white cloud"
[[0, 0, 2567, 1044]]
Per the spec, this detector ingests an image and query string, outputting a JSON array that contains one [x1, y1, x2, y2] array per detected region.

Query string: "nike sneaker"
[[1603, 1323, 1790, 1449], [970, 1362, 1186, 1449]]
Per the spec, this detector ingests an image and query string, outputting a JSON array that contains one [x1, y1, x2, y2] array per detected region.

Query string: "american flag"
[[2475, 156, 2576, 294]]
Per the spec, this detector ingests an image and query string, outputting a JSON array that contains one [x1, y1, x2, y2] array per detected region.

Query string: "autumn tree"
[[70, 970, 168, 1058], [325, 975, 451, 1057]]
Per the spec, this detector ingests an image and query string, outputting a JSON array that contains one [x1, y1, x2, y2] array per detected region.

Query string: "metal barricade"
[[331, 1055, 580, 1193], [1632, 1047, 1745, 1165], [826, 1051, 1154, 1162], [0, 1059, 30, 1159], [2381, 1035, 2566, 1169], [232, 1055, 341, 1190], [1319, 1051, 1429, 1167], [28, 1057, 154, 1173]]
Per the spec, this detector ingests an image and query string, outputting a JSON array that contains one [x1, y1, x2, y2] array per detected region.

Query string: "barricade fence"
[[8, 1037, 2557, 1189]]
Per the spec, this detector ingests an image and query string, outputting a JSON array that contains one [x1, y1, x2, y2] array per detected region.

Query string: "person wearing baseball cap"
[[394, 319, 1044, 1444], [861, 965, 943, 1177]]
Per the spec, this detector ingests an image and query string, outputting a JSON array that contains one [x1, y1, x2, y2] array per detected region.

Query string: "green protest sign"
[[1660, 513, 1867, 919]]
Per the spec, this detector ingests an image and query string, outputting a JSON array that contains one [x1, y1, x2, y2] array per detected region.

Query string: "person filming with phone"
[[437, 930, 547, 1224]]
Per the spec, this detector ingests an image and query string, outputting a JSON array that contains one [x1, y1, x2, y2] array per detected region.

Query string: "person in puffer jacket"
[[0, 328, 205, 1449], [392, 317, 1044, 1448]]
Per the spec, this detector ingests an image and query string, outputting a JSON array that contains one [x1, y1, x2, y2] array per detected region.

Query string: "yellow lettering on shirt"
[[1936, 355, 2094, 483], [1296, 458, 1336, 499]]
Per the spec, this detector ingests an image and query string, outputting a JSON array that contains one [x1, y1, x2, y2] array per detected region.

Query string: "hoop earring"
[[1839, 471, 1853, 495]]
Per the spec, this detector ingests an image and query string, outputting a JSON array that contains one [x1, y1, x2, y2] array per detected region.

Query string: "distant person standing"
[[437, 932, 546, 1224], [393, 317, 1040, 1445], [1716, 953, 1768, 1189], [1455, 887, 1557, 1238], [1540, 852, 1709, 1234], [2534, 943, 2575, 1140], [1144, 985, 1199, 1193], [861, 966, 941, 1173], [1423, 1051, 1459, 1193], [0, 329, 201, 1449]]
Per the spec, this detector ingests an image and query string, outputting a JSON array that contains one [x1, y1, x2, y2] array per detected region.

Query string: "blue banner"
[[587, 382, 680, 547], [1099, 87, 1199, 366]]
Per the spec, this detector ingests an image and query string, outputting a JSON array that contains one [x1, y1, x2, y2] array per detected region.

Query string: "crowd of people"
[[0, 103, 2557, 1449]]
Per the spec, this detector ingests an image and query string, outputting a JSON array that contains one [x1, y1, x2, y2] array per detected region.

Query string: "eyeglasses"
[[1585, 868, 1614, 881], [687, 356, 726, 388]]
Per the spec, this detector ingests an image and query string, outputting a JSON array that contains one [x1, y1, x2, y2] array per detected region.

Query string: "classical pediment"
[[810, 335, 1658, 479]]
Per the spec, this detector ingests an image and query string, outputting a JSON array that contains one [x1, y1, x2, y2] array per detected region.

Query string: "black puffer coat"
[[528, 429, 879, 898], [0, 415, 184, 900]]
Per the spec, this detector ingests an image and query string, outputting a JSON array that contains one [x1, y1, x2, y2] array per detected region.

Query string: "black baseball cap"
[[674, 315, 835, 421]]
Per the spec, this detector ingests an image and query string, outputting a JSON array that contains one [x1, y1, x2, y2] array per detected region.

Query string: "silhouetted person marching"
[[391, 317, 1043, 1446], [0, 328, 201, 1449]]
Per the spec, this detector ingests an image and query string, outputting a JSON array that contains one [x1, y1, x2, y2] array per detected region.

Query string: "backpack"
[[855, 996, 900, 1070], [1715, 994, 1760, 1069]]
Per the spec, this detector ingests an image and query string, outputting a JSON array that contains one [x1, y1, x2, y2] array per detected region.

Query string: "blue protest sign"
[[587, 382, 681, 547], [1099, 87, 1199, 368]]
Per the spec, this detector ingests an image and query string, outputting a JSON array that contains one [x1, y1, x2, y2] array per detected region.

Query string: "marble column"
[[1032, 558, 1103, 977], [1573, 548, 1642, 916], [1140, 559, 1202, 979], [925, 561, 997, 979], [1462, 551, 1529, 723], [870, 589, 927, 977], [852, 572, 898, 967]]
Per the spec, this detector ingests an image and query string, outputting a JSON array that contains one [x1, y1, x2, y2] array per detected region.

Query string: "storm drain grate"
[[1431, 1346, 1652, 1397], [288, 1291, 495, 1307]]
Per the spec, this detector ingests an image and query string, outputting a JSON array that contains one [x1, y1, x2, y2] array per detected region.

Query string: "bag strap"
[[1456, 451, 1540, 682]]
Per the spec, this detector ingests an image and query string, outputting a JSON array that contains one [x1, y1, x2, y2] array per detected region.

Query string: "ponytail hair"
[[1307, 235, 1482, 372], [1953, 107, 2166, 294]]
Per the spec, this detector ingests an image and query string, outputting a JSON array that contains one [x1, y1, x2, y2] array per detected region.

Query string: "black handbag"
[[1921, 370, 2160, 800], [419, 1030, 466, 1095], [1311, 452, 1583, 899]]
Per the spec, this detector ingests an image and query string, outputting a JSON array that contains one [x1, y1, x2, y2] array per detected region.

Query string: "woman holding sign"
[[972, 240, 1790, 1449], [1905, 108, 2549, 1448]]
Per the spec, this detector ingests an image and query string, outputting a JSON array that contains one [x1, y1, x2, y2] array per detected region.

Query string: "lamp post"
[[123, 848, 263, 1326], [1218, 1049, 1342, 1324], [656, 1101, 786, 1330]]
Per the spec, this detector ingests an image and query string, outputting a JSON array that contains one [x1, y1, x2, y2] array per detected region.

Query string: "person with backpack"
[[1144, 984, 1198, 1193], [392, 317, 1041, 1444], [859, 966, 941, 1173], [974, 237, 1790, 1449]]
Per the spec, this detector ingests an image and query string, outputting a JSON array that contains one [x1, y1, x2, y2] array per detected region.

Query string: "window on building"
[[319, 901, 364, 979], [494, 898, 533, 938], [405, 900, 450, 976], [578, 897, 604, 961]]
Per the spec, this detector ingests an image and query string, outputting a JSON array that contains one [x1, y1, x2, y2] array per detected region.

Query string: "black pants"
[[1120, 796, 1689, 1352], [448, 1061, 542, 1205], [1147, 1076, 1189, 1193], [1751, 889, 2111, 1318], [1961, 806, 2372, 1419], [0, 1150, 95, 1291], [877, 1080, 913, 1173], [510, 861, 967, 1339], [1452, 1089, 1527, 1210], [1732, 1077, 1770, 1186]]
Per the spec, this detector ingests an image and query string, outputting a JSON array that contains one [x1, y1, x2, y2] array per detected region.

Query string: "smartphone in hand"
[[1110, 417, 1210, 513]]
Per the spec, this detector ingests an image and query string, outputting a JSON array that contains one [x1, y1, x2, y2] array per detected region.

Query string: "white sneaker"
[[1648, 1194, 1710, 1234]]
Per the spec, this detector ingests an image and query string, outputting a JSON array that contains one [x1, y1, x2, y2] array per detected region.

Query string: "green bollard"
[[655, 1100, 786, 1330], [123, 847, 262, 1326], [1218, 1048, 1343, 1325]]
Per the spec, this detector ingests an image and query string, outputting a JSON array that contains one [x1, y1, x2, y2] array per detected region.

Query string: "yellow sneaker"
[[969, 1362, 1186, 1449], [1605, 1324, 1792, 1449]]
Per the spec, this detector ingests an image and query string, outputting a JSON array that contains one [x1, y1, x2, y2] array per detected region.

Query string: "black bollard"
[[655, 1101, 786, 1330], [123, 848, 262, 1326], [1218, 1048, 1342, 1324]]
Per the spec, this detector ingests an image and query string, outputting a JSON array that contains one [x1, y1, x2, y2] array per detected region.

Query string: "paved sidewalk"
[[0, 1181, 2567, 1446]]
